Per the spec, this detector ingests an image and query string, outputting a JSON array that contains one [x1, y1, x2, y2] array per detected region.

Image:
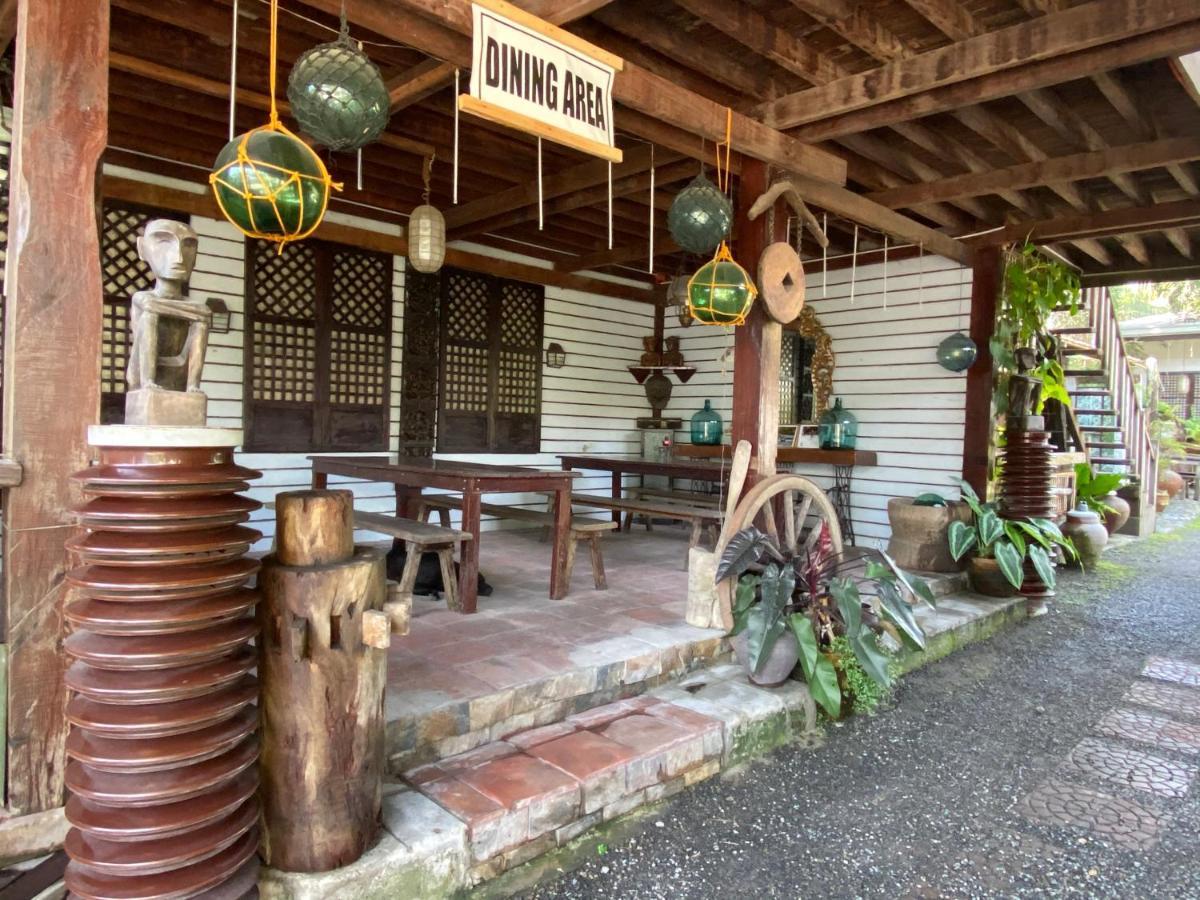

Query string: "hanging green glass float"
[[287, 22, 389, 152], [668, 174, 733, 255], [686, 243, 758, 326], [210, 123, 338, 248], [936, 331, 978, 372]]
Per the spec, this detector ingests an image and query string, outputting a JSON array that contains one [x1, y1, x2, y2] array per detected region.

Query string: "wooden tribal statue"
[[125, 219, 211, 426]]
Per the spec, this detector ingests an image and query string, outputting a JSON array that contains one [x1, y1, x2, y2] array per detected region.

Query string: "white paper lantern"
[[408, 203, 445, 274]]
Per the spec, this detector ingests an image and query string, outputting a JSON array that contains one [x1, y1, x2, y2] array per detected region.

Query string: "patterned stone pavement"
[[1016, 657, 1200, 851]]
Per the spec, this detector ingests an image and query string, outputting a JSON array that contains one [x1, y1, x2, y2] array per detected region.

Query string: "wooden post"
[[258, 490, 388, 872], [2, 0, 108, 813], [962, 246, 1000, 496]]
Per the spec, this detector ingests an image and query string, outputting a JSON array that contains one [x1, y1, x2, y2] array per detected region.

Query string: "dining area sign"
[[461, 0, 624, 163]]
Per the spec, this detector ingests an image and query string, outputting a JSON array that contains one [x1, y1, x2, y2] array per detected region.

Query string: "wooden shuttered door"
[[436, 267, 543, 454], [244, 239, 391, 452]]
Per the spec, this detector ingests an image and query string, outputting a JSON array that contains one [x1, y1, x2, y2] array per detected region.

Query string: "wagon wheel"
[[714, 474, 844, 629]]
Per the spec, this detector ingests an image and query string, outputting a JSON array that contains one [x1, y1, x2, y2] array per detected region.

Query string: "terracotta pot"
[[1160, 469, 1185, 499], [1101, 491, 1131, 534], [967, 557, 1019, 598], [731, 630, 799, 687], [1063, 505, 1108, 570], [1156, 489, 1170, 513], [886, 499, 971, 573]]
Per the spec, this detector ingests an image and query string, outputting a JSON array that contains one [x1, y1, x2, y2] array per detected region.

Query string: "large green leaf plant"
[[947, 478, 1078, 585], [718, 523, 934, 719], [1074, 463, 1125, 517]]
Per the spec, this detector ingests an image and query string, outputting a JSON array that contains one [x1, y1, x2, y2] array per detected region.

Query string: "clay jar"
[[731, 631, 799, 687], [1160, 468, 1185, 499], [886, 499, 971, 573], [1101, 491, 1131, 534], [1063, 504, 1108, 570], [967, 557, 1018, 597]]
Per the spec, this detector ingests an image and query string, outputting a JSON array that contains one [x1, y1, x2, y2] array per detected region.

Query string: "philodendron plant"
[[947, 478, 1077, 587], [717, 522, 934, 719]]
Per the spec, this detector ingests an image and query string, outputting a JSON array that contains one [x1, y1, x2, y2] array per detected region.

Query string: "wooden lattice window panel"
[[436, 267, 543, 453], [97, 201, 189, 424], [1160, 372, 1196, 421], [244, 239, 391, 451]]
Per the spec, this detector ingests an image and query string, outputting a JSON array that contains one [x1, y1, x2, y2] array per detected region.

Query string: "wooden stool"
[[352, 510, 472, 612], [563, 520, 618, 590]]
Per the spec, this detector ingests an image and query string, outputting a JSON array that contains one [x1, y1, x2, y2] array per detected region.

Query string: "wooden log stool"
[[258, 489, 391, 872]]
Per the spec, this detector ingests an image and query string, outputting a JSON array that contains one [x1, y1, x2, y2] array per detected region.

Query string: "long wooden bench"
[[352, 509, 472, 612], [415, 495, 617, 591], [568, 493, 721, 560]]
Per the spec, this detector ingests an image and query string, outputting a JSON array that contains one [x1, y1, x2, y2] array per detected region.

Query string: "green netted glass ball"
[[668, 175, 733, 255], [937, 331, 978, 372], [211, 129, 332, 240], [687, 259, 756, 326], [287, 37, 389, 151]]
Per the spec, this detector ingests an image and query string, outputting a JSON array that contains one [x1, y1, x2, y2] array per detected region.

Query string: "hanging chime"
[[287, 7, 389, 152], [210, 0, 339, 249], [408, 156, 446, 274]]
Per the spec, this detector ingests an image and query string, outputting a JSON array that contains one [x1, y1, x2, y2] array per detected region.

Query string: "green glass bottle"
[[818, 398, 858, 450], [690, 400, 723, 445]]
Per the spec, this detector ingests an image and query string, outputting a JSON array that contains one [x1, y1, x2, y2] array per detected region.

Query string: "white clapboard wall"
[[663, 254, 973, 547], [184, 212, 653, 552]]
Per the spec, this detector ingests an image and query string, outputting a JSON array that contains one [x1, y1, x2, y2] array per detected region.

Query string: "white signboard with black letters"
[[462, 0, 624, 163]]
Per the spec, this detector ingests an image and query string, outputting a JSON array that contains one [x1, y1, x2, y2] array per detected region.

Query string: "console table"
[[671, 445, 878, 544]]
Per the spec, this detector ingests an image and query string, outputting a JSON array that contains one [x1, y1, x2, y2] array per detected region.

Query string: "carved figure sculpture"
[[125, 220, 211, 426], [1008, 347, 1042, 419]]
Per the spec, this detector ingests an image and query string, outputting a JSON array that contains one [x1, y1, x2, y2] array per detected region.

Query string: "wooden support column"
[[962, 246, 1001, 497], [2, 0, 108, 813], [731, 159, 788, 477]]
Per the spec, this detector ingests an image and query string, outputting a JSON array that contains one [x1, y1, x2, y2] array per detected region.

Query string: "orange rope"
[[268, 0, 280, 126]]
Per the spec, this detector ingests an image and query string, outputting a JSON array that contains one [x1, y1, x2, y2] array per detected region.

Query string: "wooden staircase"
[[1049, 287, 1158, 531]]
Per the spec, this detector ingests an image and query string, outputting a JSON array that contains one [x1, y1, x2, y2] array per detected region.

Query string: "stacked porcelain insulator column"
[[63, 441, 264, 900], [998, 424, 1057, 613]]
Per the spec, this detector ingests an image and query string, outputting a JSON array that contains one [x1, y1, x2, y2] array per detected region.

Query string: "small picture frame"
[[778, 425, 800, 448], [797, 424, 820, 449]]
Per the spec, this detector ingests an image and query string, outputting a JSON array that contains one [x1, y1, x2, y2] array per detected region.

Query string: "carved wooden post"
[[258, 489, 389, 872]]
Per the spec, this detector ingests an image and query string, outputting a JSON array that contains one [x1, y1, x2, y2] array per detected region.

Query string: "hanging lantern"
[[211, 126, 337, 248], [408, 157, 446, 274], [209, 0, 338, 249], [667, 276, 693, 327], [287, 17, 389, 152], [687, 243, 757, 327], [668, 174, 733, 255], [937, 331, 978, 372]]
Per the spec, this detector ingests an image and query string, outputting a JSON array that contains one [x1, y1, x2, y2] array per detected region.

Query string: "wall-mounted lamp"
[[545, 342, 566, 368], [206, 297, 232, 334]]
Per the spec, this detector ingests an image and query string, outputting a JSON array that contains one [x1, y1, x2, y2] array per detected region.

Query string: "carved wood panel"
[[399, 270, 440, 457]]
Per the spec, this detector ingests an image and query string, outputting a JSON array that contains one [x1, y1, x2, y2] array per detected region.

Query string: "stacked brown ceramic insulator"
[[63, 444, 264, 900], [998, 424, 1056, 610], [998, 427, 1056, 520]]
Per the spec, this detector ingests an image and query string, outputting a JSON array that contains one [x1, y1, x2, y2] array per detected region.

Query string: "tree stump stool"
[[258, 489, 389, 872]]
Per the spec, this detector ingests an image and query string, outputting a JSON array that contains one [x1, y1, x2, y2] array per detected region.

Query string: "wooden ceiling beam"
[[773, 13, 1200, 140], [1164, 229, 1195, 259], [671, 0, 849, 86], [868, 137, 1200, 209], [970, 197, 1200, 245], [1082, 261, 1200, 286], [310, 0, 847, 184], [785, 0, 908, 61], [386, 60, 456, 112], [1092, 70, 1156, 141], [762, 0, 1200, 130], [895, 0, 977, 42], [109, 51, 437, 159]]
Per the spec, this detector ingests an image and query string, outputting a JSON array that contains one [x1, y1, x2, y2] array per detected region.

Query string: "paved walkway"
[[526, 505, 1200, 899]]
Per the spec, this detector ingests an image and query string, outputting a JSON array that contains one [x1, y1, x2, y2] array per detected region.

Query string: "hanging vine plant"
[[990, 242, 1081, 417]]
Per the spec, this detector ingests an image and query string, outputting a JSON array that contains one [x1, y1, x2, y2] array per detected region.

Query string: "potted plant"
[[1073, 463, 1129, 534], [947, 479, 1077, 593], [717, 522, 933, 719], [885, 492, 971, 573], [1154, 401, 1187, 503]]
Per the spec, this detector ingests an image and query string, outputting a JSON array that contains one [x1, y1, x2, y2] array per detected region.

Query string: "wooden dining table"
[[310, 456, 578, 614], [556, 453, 739, 524]]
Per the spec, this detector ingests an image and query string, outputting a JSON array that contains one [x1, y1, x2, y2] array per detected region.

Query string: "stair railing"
[[1086, 286, 1157, 489]]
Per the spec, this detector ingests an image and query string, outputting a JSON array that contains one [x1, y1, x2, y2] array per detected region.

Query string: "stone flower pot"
[[967, 557, 1018, 597], [1160, 468, 1185, 499], [1063, 505, 1108, 570], [731, 630, 799, 687], [886, 498, 971, 573], [1101, 491, 1131, 534]]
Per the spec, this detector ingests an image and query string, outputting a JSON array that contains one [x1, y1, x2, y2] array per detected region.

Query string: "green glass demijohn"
[[818, 398, 858, 450], [690, 400, 723, 445]]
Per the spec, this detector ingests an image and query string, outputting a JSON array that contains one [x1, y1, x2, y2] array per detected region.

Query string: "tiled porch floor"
[[384, 525, 729, 771]]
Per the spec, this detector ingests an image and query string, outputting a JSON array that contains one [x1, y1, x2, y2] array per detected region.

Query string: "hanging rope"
[[882, 233, 888, 309], [537, 137, 544, 230], [821, 212, 828, 298], [918, 242, 925, 310], [453, 68, 461, 205], [228, 0, 239, 141], [607, 160, 613, 249], [849, 224, 859, 305], [648, 144, 655, 274]]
